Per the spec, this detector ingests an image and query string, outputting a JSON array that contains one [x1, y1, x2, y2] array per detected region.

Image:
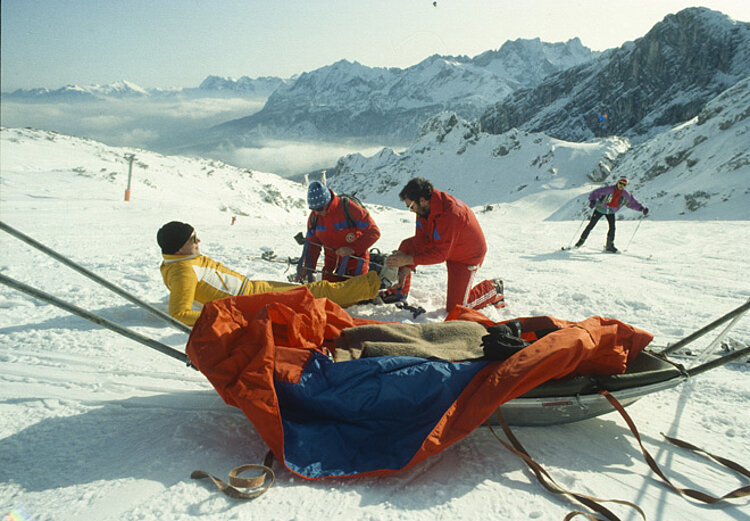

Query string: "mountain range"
[[2, 6, 748, 207], [479, 7, 750, 141], [325, 73, 750, 220], [210, 38, 596, 143], [2, 76, 286, 102]]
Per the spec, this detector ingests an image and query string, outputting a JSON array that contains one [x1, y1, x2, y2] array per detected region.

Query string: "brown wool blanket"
[[333, 321, 488, 362]]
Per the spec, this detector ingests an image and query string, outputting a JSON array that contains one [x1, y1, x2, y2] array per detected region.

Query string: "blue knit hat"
[[307, 181, 332, 210]]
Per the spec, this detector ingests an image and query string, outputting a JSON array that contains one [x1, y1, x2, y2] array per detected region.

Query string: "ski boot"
[[377, 287, 408, 304], [377, 268, 411, 303], [605, 242, 618, 253]]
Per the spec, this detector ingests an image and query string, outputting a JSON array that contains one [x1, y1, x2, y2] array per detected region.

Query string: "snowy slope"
[[325, 112, 630, 220], [1, 128, 749, 521], [608, 75, 750, 220], [327, 74, 750, 221], [0, 127, 308, 221]]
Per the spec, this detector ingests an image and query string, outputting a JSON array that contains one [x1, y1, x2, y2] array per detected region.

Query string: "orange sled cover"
[[186, 287, 653, 479]]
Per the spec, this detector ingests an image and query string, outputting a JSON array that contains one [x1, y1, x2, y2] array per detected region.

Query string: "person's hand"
[[335, 246, 354, 257], [642, 207, 649, 216], [386, 251, 412, 268], [296, 268, 311, 282], [588, 200, 595, 209]]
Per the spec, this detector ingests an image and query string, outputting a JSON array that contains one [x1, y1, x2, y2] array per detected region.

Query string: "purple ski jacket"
[[589, 185, 645, 215]]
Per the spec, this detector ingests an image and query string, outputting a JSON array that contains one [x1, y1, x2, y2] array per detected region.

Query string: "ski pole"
[[622, 214, 645, 253], [0, 273, 190, 365], [293, 233, 386, 268], [0, 220, 191, 334], [248, 252, 356, 281], [565, 211, 589, 249]]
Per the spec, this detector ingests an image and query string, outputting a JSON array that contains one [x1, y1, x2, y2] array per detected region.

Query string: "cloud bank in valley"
[[217, 140, 389, 178], [0, 97, 392, 178], [0, 97, 266, 151]]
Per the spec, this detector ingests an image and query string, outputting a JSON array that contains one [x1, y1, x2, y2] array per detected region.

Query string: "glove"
[[588, 200, 595, 209], [643, 207, 649, 216], [481, 321, 530, 361]]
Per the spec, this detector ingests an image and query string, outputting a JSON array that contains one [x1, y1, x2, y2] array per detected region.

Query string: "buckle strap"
[[191, 451, 275, 500]]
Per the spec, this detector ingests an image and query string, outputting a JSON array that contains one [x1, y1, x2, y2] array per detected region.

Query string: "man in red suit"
[[384, 177, 503, 312], [298, 181, 381, 282]]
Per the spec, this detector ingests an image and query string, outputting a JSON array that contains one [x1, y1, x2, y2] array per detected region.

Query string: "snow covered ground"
[[1, 128, 748, 521]]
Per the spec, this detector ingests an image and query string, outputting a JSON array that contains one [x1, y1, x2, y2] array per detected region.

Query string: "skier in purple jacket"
[[576, 178, 648, 253]]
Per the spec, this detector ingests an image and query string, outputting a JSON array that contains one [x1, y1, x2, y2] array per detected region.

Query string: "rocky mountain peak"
[[479, 7, 750, 141]]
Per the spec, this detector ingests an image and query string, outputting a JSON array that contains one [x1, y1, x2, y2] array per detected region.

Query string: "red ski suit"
[[398, 189, 488, 311], [304, 192, 381, 282]]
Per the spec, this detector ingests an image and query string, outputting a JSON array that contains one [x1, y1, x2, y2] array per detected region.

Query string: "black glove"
[[643, 207, 649, 216], [589, 200, 595, 209], [481, 320, 530, 361]]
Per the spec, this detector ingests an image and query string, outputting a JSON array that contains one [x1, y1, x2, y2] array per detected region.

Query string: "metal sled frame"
[[495, 299, 750, 426], [494, 350, 687, 426]]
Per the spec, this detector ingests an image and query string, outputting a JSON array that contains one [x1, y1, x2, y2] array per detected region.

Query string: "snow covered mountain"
[[479, 8, 750, 141], [3, 80, 151, 101], [325, 74, 750, 221], [192, 75, 288, 97], [2, 75, 286, 102], [325, 112, 629, 218], [211, 38, 597, 143], [606, 75, 750, 218]]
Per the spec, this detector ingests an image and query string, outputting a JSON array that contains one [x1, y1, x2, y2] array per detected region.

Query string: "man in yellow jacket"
[[157, 221, 381, 326]]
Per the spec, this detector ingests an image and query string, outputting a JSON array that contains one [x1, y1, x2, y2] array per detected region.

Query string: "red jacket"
[[400, 189, 487, 266], [305, 192, 380, 278]]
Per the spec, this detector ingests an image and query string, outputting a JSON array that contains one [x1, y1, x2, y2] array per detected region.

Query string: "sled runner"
[[495, 349, 686, 426]]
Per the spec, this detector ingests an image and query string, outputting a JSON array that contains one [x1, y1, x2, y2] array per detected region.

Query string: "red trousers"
[[404, 261, 499, 312], [446, 260, 481, 311]]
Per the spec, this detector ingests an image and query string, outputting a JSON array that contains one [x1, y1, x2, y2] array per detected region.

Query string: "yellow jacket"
[[160, 253, 380, 326]]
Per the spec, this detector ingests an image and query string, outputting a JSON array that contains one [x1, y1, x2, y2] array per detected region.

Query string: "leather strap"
[[601, 390, 750, 503], [490, 413, 645, 521], [191, 451, 275, 500]]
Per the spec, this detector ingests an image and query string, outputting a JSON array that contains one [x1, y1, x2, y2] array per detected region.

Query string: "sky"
[[2, 0, 750, 91]]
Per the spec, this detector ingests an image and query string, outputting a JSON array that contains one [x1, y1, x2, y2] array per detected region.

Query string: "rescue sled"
[[495, 299, 749, 426], [495, 349, 686, 426]]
